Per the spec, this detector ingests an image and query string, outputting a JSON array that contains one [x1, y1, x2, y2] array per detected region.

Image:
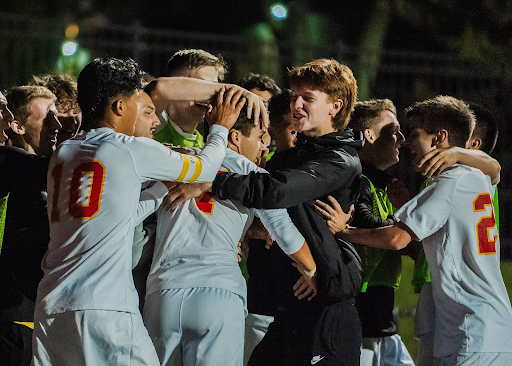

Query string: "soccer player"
[[0, 91, 14, 144], [336, 96, 512, 366], [213, 58, 363, 366], [31, 57, 250, 366], [143, 105, 317, 366]]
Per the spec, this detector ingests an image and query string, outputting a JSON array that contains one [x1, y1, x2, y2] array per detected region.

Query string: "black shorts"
[[248, 298, 362, 366]]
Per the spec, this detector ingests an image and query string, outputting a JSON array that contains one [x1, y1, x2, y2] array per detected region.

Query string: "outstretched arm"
[[417, 147, 500, 184]]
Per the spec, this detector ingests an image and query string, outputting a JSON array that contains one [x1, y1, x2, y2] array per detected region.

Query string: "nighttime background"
[[1, 0, 512, 359]]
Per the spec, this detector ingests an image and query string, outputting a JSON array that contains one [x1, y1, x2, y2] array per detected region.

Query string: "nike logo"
[[311, 355, 325, 365]]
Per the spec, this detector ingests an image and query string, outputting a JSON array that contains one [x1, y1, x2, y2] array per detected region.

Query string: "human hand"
[[416, 147, 461, 177], [227, 85, 269, 130], [292, 263, 318, 301], [205, 87, 246, 130], [258, 146, 269, 169], [244, 219, 273, 249], [386, 179, 410, 209], [161, 182, 212, 211], [315, 196, 354, 234]]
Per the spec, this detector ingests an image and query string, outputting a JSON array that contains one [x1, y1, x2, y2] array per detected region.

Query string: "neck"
[[303, 122, 336, 137]]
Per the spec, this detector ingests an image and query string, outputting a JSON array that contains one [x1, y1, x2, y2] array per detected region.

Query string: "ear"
[[228, 129, 242, 152], [329, 99, 343, 117], [467, 137, 482, 150], [9, 120, 25, 135], [111, 99, 123, 117], [433, 129, 449, 147], [363, 128, 377, 144]]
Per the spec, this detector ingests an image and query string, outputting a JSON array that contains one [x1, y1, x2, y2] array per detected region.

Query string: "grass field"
[[394, 257, 512, 361]]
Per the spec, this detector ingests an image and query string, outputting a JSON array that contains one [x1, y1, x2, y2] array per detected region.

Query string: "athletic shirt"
[[396, 164, 512, 356], [154, 112, 204, 148], [35, 125, 228, 315], [357, 174, 401, 292], [146, 149, 305, 313], [0, 193, 7, 253]]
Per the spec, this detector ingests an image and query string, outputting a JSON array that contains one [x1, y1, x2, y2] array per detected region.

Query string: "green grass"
[[394, 257, 512, 361]]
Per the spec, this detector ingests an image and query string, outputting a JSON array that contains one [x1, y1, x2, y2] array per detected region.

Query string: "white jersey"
[[396, 164, 512, 357], [35, 125, 229, 315], [146, 149, 305, 311]]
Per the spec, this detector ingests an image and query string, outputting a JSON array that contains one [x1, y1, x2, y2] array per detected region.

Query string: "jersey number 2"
[[473, 192, 497, 255], [51, 161, 106, 222]]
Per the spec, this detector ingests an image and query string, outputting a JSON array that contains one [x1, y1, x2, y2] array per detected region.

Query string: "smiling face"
[[0, 92, 14, 143], [239, 124, 266, 164], [134, 91, 160, 139], [23, 97, 61, 156], [404, 117, 437, 166], [56, 105, 81, 145], [364, 110, 404, 169], [290, 86, 340, 137]]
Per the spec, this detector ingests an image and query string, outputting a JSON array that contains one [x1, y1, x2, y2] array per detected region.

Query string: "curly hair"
[[237, 73, 281, 96], [31, 73, 80, 114], [78, 58, 144, 130]]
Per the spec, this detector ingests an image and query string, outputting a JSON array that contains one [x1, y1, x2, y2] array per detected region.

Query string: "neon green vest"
[[0, 193, 8, 255], [154, 122, 204, 148], [356, 175, 402, 292]]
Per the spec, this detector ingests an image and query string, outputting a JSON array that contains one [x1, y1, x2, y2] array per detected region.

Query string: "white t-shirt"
[[396, 164, 512, 357], [146, 149, 305, 311], [35, 125, 228, 315]]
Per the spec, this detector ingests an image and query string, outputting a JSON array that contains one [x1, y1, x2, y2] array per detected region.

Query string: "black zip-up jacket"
[[213, 129, 363, 311]]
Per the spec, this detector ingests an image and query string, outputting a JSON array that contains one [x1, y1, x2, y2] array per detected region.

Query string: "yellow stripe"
[[176, 155, 190, 182], [13, 321, 34, 329], [189, 156, 203, 183]]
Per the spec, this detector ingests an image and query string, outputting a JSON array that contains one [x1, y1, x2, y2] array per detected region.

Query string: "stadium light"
[[271, 4, 288, 20], [62, 41, 78, 56]]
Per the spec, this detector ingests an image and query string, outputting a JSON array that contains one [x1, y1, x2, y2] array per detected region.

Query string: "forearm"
[[288, 242, 316, 272], [337, 223, 411, 250], [456, 148, 501, 182]]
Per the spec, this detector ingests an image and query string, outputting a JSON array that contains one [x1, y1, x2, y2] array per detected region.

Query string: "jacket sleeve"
[[352, 178, 396, 229], [212, 151, 360, 210]]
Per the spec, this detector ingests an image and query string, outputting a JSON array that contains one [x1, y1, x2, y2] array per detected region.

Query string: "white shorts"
[[361, 334, 415, 366], [414, 282, 436, 337], [243, 313, 274, 366], [144, 287, 245, 366], [32, 309, 160, 366], [436, 352, 512, 366]]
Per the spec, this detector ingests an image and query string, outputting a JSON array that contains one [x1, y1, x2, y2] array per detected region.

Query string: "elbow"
[[387, 232, 408, 251]]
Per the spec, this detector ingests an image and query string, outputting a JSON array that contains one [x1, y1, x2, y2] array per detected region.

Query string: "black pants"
[[248, 298, 361, 366]]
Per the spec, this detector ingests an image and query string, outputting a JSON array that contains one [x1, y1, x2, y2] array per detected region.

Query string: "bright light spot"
[[65, 24, 80, 39], [62, 41, 78, 56], [271, 4, 287, 19]]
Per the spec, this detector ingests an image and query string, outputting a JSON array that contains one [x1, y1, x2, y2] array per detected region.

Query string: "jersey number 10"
[[473, 192, 497, 255], [50, 161, 106, 222]]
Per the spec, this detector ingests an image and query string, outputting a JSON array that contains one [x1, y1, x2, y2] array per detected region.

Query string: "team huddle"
[[0, 49, 511, 366]]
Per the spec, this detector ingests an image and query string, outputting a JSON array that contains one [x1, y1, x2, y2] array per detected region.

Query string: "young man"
[[340, 99, 414, 366], [153, 49, 226, 148], [31, 57, 247, 366], [143, 106, 317, 366], [336, 96, 512, 366], [213, 58, 363, 366], [31, 74, 82, 145], [0, 91, 14, 144], [0, 86, 59, 366]]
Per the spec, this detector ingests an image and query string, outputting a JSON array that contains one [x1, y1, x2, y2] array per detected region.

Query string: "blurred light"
[[62, 41, 78, 56], [271, 4, 287, 19], [65, 24, 80, 39]]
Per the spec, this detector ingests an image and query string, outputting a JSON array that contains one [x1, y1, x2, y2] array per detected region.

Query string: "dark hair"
[[467, 102, 498, 154], [31, 73, 80, 113], [289, 58, 357, 130], [237, 73, 281, 96], [268, 89, 291, 126], [78, 58, 144, 130], [231, 105, 255, 137], [406, 96, 475, 148], [349, 99, 397, 132], [166, 49, 226, 82]]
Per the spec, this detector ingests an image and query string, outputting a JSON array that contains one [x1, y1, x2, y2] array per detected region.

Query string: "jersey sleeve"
[[130, 125, 228, 184], [212, 150, 360, 209], [134, 181, 168, 226], [395, 173, 456, 241]]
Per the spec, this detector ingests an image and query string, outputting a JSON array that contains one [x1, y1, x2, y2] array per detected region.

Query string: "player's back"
[[419, 164, 512, 356]]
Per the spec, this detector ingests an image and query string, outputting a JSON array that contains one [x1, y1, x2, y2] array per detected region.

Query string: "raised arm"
[[417, 147, 501, 184]]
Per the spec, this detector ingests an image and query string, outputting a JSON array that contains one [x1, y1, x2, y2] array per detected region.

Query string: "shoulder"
[[222, 149, 263, 175]]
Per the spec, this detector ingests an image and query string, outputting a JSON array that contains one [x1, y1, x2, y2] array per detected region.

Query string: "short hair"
[[406, 96, 475, 148], [78, 57, 144, 131], [289, 58, 357, 130], [237, 73, 281, 96], [231, 105, 255, 138], [349, 99, 397, 132], [31, 73, 80, 114], [268, 89, 292, 126], [166, 49, 227, 82], [6, 85, 56, 124], [467, 102, 498, 155]]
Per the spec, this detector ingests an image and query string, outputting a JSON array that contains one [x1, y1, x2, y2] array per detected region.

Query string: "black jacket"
[[213, 130, 363, 310]]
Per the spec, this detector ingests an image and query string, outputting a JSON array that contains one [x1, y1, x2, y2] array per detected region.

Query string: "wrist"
[[304, 266, 317, 278]]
